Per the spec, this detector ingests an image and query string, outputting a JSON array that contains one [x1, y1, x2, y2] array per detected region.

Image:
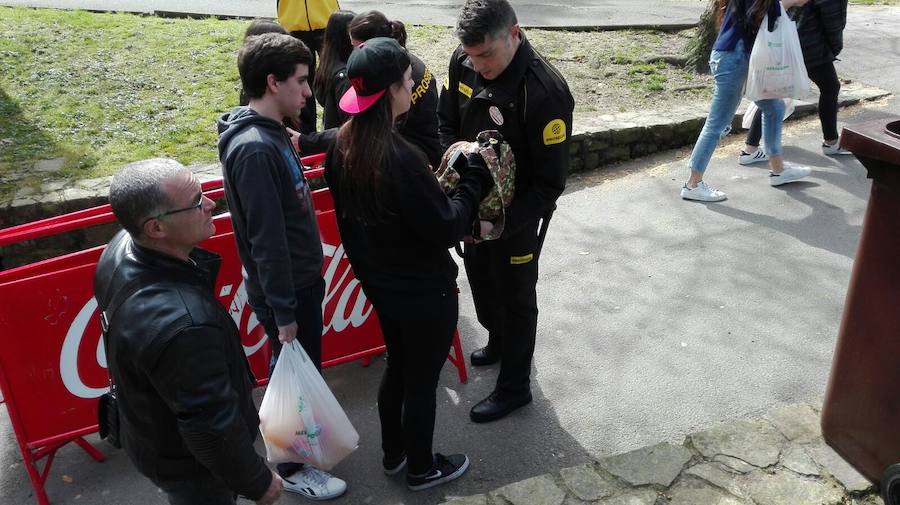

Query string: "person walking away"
[[681, 0, 812, 203], [738, 0, 849, 165]]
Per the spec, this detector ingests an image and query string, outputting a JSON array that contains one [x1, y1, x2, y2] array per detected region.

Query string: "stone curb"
[[0, 84, 891, 267], [566, 82, 891, 174], [439, 402, 881, 505]]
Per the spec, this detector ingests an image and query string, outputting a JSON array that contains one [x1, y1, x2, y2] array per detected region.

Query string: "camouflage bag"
[[434, 130, 515, 240]]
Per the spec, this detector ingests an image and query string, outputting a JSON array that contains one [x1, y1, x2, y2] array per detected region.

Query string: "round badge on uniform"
[[488, 106, 504, 126]]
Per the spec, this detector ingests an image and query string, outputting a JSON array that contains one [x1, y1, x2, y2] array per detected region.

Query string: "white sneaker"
[[769, 164, 812, 186], [283, 466, 347, 500], [822, 141, 851, 155], [681, 181, 727, 202], [738, 149, 769, 165]]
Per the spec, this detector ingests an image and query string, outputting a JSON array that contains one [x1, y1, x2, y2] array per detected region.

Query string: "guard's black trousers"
[[464, 218, 542, 395]]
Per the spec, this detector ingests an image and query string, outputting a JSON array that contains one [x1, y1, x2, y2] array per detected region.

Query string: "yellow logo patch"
[[510, 253, 534, 265], [542, 119, 567, 145], [458, 82, 473, 98]]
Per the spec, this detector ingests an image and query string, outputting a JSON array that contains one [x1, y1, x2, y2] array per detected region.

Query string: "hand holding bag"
[[745, 2, 810, 101], [258, 341, 359, 470]]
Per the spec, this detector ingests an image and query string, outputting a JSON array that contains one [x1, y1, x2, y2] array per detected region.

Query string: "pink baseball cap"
[[339, 37, 410, 114]]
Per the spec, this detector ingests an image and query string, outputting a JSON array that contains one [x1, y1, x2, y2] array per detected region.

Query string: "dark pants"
[[367, 287, 458, 475], [746, 61, 841, 146], [290, 29, 324, 134], [249, 276, 326, 477], [464, 219, 542, 395], [157, 473, 236, 505]]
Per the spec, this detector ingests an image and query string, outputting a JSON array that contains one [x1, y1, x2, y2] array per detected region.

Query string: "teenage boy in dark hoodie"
[[217, 32, 347, 501]]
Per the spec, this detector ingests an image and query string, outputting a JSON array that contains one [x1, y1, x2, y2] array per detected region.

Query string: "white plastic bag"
[[258, 341, 359, 470], [741, 98, 796, 129], [745, 2, 810, 101]]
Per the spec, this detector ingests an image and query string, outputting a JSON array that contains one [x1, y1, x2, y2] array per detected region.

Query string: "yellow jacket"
[[277, 0, 340, 32]]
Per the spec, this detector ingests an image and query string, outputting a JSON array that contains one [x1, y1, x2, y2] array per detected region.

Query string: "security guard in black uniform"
[[438, 0, 574, 423]]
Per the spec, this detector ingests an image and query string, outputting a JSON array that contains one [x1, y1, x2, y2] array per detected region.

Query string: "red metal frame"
[[0, 152, 467, 504]]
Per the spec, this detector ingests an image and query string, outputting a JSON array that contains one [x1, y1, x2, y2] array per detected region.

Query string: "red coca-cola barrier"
[[0, 153, 468, 505]]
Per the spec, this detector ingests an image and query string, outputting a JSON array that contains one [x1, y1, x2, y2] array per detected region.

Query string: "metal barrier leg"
[[74, 437, 106, 462], [20, 446, 53, 505], [448, 328, 468, 384]]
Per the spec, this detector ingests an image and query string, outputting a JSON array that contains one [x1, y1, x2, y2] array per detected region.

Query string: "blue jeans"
[[689, 39, 784, 174]]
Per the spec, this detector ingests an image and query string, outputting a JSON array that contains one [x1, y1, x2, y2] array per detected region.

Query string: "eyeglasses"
[[141, 192, 204, 227]]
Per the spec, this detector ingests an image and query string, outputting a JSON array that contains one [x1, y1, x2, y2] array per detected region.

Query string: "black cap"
[[339, 37, 410, 114]]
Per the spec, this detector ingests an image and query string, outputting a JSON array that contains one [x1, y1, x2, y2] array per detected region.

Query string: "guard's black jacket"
[[301, 53, 440, 164], [437, 35, 574, 237], [93, 231, 271, 500]]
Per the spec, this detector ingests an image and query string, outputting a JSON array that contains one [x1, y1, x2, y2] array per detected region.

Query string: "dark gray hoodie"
[[217, 106, 323, 326]]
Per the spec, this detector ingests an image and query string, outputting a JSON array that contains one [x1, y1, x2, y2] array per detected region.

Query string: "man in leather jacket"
[[93, 159, 282, 505]]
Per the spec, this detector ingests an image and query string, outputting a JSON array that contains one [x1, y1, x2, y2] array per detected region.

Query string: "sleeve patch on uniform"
[[458, 82, 473, 98], [510, 253, 534, 265], [542, 119, 567, 145]]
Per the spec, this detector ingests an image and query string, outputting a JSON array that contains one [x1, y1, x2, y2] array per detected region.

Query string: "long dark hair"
[[729, 0, 772, 36], [335, 93, 397, 224], [348, 10, 407, 47], [315, 10, 356, 100]]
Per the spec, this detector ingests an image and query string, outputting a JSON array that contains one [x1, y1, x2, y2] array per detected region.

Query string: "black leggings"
[[366, 287, 458, 475], [746, 62, 841, 146]]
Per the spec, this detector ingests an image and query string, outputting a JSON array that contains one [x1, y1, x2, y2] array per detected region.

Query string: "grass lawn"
[[0, 7, 245, 195], [0, 6, 707, 199]]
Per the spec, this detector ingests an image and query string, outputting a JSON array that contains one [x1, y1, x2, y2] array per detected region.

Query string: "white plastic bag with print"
[[745, 2, 810, 101], [741, 98, 796, 129], [258, 341, 359, 470]]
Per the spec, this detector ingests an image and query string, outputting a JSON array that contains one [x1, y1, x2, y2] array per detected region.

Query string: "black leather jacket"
[[93, 230, 271, 500]]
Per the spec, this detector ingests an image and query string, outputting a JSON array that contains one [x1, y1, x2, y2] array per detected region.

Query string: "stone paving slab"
[[439, 403, 883, 505]]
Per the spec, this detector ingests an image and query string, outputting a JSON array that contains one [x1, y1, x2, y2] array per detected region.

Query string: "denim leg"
[[756, 98, 785, 157], [688, 46, 750, 174]]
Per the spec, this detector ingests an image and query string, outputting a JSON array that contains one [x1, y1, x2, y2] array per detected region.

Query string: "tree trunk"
[[686, 0, 721, 74]]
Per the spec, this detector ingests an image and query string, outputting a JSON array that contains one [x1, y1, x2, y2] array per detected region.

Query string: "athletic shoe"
[[407, 453, 470, 491], [383, 453, 407, 476], [822, 141, 851, 155], [282, 466, 347, 500], [769, 164, 812, 186], [681, 181, 727, 202], [738, 149, 769, 165]]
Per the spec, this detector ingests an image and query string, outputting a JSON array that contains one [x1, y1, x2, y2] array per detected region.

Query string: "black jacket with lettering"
[[398, 53, 441, 168], [93, 231, 271, 500], [437, 35, 574, 238], [301, 53, 440, 164]]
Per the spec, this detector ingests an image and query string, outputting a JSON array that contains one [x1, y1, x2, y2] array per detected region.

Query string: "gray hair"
[[455, 0, 518, 46], [109, 158, 184, 238]]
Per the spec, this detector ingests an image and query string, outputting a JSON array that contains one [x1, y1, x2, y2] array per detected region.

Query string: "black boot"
[[470, 390, 532, 423], [470, 346, 500, 367]]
